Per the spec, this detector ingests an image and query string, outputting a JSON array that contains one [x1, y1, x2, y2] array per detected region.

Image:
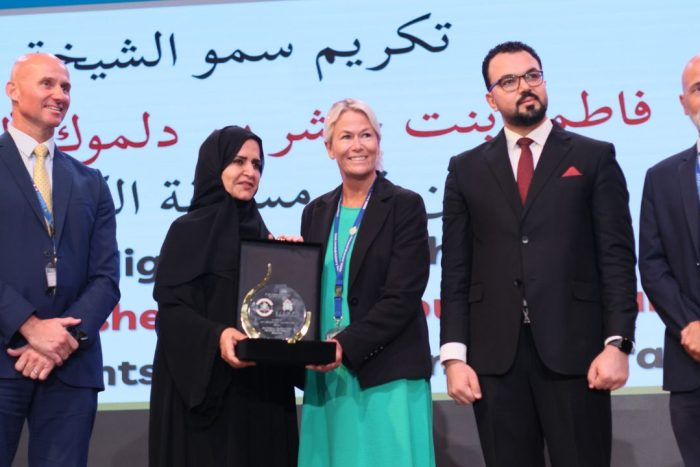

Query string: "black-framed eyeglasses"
[[488, 70, 544, 93]]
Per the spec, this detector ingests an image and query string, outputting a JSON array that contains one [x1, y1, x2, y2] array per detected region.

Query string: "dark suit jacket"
[[0, 131, 120, 389], [301, 174, 432, 388], [440, 121, 637, 376], [639, 145, 700, 392]]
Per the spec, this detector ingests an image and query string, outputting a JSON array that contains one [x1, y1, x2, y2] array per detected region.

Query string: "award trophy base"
[[236, 339, 336, 365]]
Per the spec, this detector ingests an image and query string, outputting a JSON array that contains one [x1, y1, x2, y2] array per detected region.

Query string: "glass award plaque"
[[235, 239, 335, 365]]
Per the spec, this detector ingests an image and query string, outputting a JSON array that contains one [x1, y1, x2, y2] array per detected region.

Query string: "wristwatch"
[[67, 326, 89, 349], [607, 337, 634, 355]]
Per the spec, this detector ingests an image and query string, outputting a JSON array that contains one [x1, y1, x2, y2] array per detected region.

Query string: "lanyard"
[[332, 185, 374, 324], [696, 156, 700, 204], [33, 184, 58, 294], [33, 183, 54, 237]]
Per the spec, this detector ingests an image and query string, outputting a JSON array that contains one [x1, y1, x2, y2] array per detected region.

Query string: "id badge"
[[325, 326, 346, 340], [45, 257, 57, 294]]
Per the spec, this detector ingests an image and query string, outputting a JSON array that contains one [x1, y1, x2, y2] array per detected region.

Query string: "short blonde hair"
[[323, 98, 382, 146]]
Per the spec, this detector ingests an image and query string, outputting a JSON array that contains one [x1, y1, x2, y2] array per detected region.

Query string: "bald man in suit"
[[0, 53, 119, 466], [639, 54, 700, 466]]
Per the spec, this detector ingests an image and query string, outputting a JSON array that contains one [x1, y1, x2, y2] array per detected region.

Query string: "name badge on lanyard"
[[45, 256, 57, 294]]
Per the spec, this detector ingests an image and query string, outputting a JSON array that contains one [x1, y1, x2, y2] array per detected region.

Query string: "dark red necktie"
[[516, 137, 534, 204]]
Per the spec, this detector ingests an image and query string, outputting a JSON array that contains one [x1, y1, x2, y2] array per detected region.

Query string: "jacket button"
[[513, 279, 522, 287], [521, 236, 529, 244], [350, 298, 359, 306]]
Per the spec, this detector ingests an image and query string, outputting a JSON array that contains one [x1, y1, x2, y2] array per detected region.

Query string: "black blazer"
[[440, 122, 637, 376], [301, 174, 432, 388], [639, 146, 700, 392]]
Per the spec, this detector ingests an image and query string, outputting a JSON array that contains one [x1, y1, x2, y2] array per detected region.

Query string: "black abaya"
[[148, 126, 300, 467], [149, 275, 299, 467]]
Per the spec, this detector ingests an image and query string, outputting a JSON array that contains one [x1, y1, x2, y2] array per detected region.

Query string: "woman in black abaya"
[[149, 126, 299, 467]]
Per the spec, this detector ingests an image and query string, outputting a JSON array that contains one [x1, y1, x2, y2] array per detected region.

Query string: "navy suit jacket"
[[440, 122, 638, 376], [0, 131, 119, 390], [640, 145, 700, 392]]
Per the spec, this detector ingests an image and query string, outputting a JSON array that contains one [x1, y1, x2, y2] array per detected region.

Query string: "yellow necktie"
[[33, 144, 53, 229]]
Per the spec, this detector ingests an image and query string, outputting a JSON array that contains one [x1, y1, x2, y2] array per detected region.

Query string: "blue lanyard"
[[332, 185, 374, 324], [33, 183, 54, 237], [696, 156, 700, 204]]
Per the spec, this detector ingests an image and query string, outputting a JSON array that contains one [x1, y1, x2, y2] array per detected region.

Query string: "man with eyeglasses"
[[439, 41, 637, 467]]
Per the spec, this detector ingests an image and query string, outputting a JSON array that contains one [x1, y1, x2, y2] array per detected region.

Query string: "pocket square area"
[[561, 166, 582, 177]]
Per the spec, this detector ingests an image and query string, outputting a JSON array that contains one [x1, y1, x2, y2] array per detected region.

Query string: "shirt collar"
[[7, 124, 55, 160], [504, 118, 553, 150]]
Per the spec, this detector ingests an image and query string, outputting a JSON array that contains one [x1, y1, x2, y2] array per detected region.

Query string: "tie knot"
[[516, 137, 534, 148], [34, 144, 49, 160]]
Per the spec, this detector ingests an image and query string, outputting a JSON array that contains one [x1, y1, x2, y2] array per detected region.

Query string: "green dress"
[[298, 207, 435, 467]]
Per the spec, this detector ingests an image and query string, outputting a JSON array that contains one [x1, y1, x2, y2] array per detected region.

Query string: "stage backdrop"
[[0, 0, 696, 409]]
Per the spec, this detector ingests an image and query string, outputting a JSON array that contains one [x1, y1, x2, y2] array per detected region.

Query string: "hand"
[[445, 360, 482, 404], [7, 345, 56, 380], [273, 234, 304, 243], [19, 315, 81, 365], [587, 345, 629, 390], [307, 339, 342, 372], [681, 321, 700, 362], [219, 327, 256, 369]]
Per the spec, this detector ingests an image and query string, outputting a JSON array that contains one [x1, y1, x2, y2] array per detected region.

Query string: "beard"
[[506, 91, 548, 128]]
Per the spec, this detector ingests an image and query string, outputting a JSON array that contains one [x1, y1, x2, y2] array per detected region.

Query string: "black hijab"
[[155, 126, 269, 287]]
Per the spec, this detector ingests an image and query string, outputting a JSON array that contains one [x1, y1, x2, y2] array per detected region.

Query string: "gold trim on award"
[[240, 263, 312, 343]]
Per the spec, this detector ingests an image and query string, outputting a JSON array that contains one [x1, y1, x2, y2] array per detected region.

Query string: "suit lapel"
[[308, 186, 340, 252], [678, 147, 700, 257], [0, 132, 49, 234], [348, 176, 392, 290], [484, 130, 523, 218], [52, 151, 73, 246], [522, 122, 570, 218]]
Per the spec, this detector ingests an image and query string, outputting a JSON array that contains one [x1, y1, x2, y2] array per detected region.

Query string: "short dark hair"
[[482, 41, 542, 90]]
